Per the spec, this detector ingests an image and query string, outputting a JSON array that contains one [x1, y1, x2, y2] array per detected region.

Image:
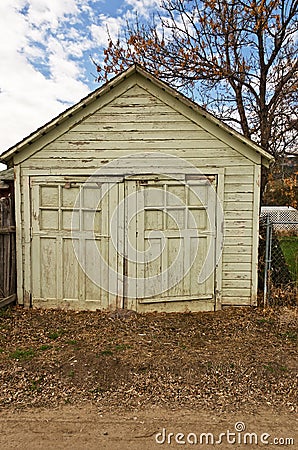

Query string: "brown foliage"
[[263, 157, 298, 207]]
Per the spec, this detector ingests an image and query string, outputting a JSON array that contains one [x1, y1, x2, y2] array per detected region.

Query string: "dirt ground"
[[0, 305, 297, 448], [1, 405, 297, 449]]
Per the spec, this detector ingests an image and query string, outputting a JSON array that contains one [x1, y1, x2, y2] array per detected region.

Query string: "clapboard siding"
[[223, 253, 252, 263], [75, 121, 199, 131], [84, 113, 190, 123], [8, 68, 271, 312], [223, 245, 253, 255], [222, 164, 255, 304], [29, 149, 240, 160], [61, 130, 215, 141], [225, 183, 253, 193], [22, 85, 257, 307]]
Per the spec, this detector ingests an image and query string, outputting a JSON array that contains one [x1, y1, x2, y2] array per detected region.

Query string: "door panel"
[[31, 178, 124, 309], [125, 177, 217, 304]]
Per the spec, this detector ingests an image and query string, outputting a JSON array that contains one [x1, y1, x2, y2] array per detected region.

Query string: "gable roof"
[[0, 64, 273, 166]]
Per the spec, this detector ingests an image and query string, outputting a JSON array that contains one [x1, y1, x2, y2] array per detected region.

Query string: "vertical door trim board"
[[214, 168, 225, 310], [23, 174, 32, 307], [251, 164, 261, 305], [112, 179, 125, 310], [123, 178, 138, 311], [14, 165, 24, 305]]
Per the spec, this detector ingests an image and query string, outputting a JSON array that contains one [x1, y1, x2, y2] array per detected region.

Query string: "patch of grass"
[[279, 236, 298, 282], [263, 364, 275, 373], [39, 344, 52, 351], [263, 363, 288, 373], [100, 344, 130, 356], [29, 377, 43, 392], [281, 331, 297, 341], [67, 340, 78, 346], [256, 318, 275, 325], [68, 370, 75, 378], [0, 307, 12, 318], [48, 332, 60, 340], [100, 349, 113, 356], [48, 329, 66, 340], [206, 362, 212, 368], [10, 348, 35, 360], [114, 344, 130, 351]]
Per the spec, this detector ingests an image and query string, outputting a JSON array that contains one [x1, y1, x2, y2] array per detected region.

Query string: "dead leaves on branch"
[[95, 0, 298, 156]]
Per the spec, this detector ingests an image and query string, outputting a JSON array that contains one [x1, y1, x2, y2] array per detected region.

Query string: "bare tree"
[[96, 0, 298, 158]]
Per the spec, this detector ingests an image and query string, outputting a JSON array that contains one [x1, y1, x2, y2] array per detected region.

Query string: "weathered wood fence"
[[0, 195, 16, 307]]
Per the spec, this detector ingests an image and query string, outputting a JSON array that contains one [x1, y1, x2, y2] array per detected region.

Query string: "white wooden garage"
[[0, 65, 273, 312]]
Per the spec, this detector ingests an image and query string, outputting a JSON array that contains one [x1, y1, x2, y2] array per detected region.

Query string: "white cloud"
[[124, 0, 161, 17], [0, 0, 163, 172], [0, 0, 94, 164], [90, 15, 126, 46], [90, 0, 163, 50], [26, 0, 79, 29]]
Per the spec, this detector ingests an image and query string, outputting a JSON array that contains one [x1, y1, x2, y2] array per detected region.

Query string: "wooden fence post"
[[0, 195, 16, 307]]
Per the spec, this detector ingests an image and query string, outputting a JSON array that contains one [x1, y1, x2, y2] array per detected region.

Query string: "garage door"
[[30, 178, 124, 309], [30, 175, 217, 310], [124, 176, 216, 306]]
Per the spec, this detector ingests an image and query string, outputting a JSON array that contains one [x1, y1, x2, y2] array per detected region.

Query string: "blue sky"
[[0, 0, 160, 170]]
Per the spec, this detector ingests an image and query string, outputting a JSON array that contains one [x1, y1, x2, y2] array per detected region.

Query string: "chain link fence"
[[259, 208, 298, 307]]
